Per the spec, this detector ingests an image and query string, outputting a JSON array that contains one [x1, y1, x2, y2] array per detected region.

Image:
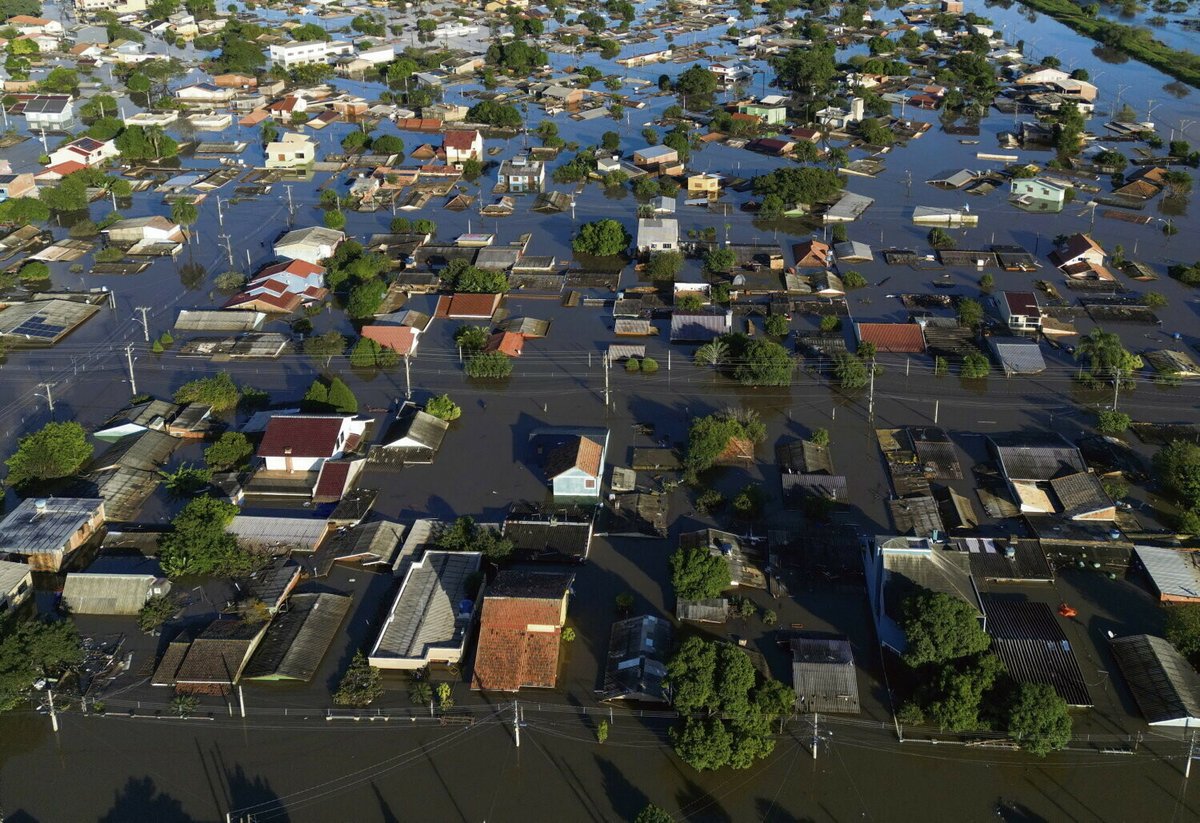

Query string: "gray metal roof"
[[982, 597, 1092, 706], [1049, 472, 1113, 519], [382, 403, 449, 452], [781, 473, 848, 504], [175, 310, 266, 332], [792, 636, 860, 714], [0, 300, 100, 342], [370, 551, 482, 664], [602, 615, 672, 702], [676, 597, 728, 623], [242, 592, 352, 681], [990, 433, 1087, 481], [1135, 546, 1200, 601], [80, 467, 159, 523], [989, 339, 1047, 375], [62, 572, 167, 615], [90, 429, 178, 472], [776, 439, 833, 474], [228, 516, 329, 551], [889, 495, 945, 538], [881, 545, 979, 623], [954, 537, 1053, 581], [1111, 634, 1200, 725], [0, 498, 103, 556], [0, 560, 30, 595], [670, 311, 731, 342]]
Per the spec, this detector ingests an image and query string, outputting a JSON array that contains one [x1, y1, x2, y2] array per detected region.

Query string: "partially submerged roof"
[[0, 498, 103, 555], [792, 636, 859, 714], [242, 592, 352, 681], [1135, 546, 1200, 601], [545, 436, 604, 480], [989, 338, 1047, 375], [472, 570, 574, 691], [259, 415, 351, 459], [62, 572, 168, 615], [990, 433, 1087, 481], [983, 597, 1092, 707], [503, 510, 594, 562], [855, 322, 925, 354], [1111, 634, 1200, 726], [168, 619, 267, 687], [371, 551, 482, 666], [601, 615, 672, 703]]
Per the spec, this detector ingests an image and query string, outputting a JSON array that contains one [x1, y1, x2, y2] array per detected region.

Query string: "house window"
[[584, 479, 596, 489]]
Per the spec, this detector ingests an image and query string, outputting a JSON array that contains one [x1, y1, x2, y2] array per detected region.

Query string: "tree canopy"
[[752, 167, 842, 206], [466, 100, 522, 128], [203, 432, 253, 471], [573, 219, 630, 256], [0, 616, 82, 711], [436, 515, 513, 563], [1006, 682, 1072, 756], [441, 259, 509, 293], [4, 421, 93, 489], [157, 497, 254, 578], [901, 589, 990, 668], [684, 409, 765, 480], [667, 637, 794, 771], [730, 338, 794, 387], [1075, 328, 1142, 383], [670, 542, 729, 602], [174, 372, 241, 411]]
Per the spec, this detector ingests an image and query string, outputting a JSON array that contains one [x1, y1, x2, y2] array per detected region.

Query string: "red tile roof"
[[444, 292, 500, 319], [1003, 291, 1040, 317], [361, 325, 419, 355], [485, 331, 524, 357], [442, 129, 480, 150], [223, 291, 301, 313], [545, 436, 603, 479], [258, 259, 325, 278], [471, 580, 570, 691], [313, 460, 353, 501], [259, 416, 347, 458], [856, 322, 926, 354], [792, 239, 831, 268], [40, 160, 85, 177]]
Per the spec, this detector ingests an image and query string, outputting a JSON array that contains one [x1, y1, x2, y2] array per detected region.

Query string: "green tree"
[[979, 273, 995, 292], [4, 421, 93, 488], [926, 653, 1004, 731], [573, 219, 630, 256], [764, 314, 789, 336], [465, 352, 513, 378], [704, 247, 737, 274], [347, 279, 387, 319], [350, 337, 398, 369], [170, 200, 197, 229], [157, 497, 253, 578], [733, 340, 794, 387], [670, 545, 729, 600], [454, 325, 489, 353], [466, 100, 522, 127], [160, 463, 211, 497], [901, 589, 990, 668], [960, 352, 990, 379], [683, 409, 765, 479], [645, 251, 683, 281], [0, 197, 49, 225], [841, 270, 867, 290], [204, 432, 253, 471], [137, 594, 177, 633], [1006, 683, 1072, 756], [1095, 409, 1131, 435], [436, 515, 513, 563], [326, 377, 358, 414], [174, 372, 240, 411], [324, 210, 347, 230], [752, 167, 842, 206], [1154, 440, 1200, 511], [1076, 328, 1142, 385], [334, 652, 383, 707], [675, 64, 717, 100], [928, 228, 956, 249], [694, 339, 730, 369], [1166, 604, 1200, 659], [957, 298, 983, 329], [17, 261, 49, 283], [834, 352, 868, 389], [0, 616, 83, 711], [303, 332, 347, 364], [425, 394, 461, 421], [301, 379, 329, 411]]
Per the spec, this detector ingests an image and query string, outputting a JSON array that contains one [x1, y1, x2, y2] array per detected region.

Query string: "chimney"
[[284, 447, 293, 474]]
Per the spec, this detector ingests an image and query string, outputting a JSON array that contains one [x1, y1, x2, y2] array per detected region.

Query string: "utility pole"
[[603, 354, 610, 407], [810, 712, 819, 760], [1187, 730, 1197, 778], [1112, 373, 1120, 411], [220, 234, 234, 266], [37, 382, 55, 415], [403, 355, 412, 400], [47, 686, 59, 734], [285, 185, 294, 217], [135, 306, 151, 342], [215, 195, 224, 226], [867, 360, 875, 422], [125, 344, 137, 395], [238, 685, 245, 719], [513, 700, 520, 748]]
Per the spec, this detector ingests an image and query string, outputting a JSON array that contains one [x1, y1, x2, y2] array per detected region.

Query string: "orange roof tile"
[[361, 325, 419, 355], [856, 322, 926, 354]]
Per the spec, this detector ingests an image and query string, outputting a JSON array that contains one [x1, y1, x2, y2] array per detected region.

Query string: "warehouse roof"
[[1111, 634, 1200, 726]]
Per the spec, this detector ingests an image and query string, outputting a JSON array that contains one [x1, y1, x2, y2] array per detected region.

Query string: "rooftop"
[[1111, 634, 1200, 726], [259, 415, 350, 459], [792, 636, 860, 714], [0, 498, 103, 555], [242, 592, 351, 681], [370, 551, 481, 665]]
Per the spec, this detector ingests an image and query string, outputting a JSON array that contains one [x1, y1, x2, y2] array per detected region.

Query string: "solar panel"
[[11, 315, 65, 339]]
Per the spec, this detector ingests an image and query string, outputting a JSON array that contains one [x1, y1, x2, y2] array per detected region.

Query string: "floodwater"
[[4, 0, 1200, 819]]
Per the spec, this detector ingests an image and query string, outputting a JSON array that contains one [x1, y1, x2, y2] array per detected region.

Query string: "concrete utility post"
[[404, 355, 412, 400], [135, 307, 151, 342], [37, 383, 55, 415], [125, 344, 137, 396]]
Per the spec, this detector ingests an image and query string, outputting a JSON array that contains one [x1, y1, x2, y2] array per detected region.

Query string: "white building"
[[269, 39, 353, 69], [22, 95, 73, 128], [635, 218, 679, 253], [257, 414, 368, 473], [264, 133, 315, 169], [274, 226, 345, 264]]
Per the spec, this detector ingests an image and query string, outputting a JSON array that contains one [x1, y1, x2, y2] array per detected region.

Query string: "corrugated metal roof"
[[371, 551, 481, 664], [242, 592, 351, 680], [62, 573, 167, 615], [1111, 634, 1200, 725], [1135, 546, 1200, 600], [0, 498, 103, 556], [989, 339, 1047, 375], [792, 636, 860, 714]]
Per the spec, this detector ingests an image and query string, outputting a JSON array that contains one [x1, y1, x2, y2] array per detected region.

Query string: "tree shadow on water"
[[754, 797, 815, 823], [675, 777, 732, 823], [98, 776, 195, 823], [594, 754, 649, 821]]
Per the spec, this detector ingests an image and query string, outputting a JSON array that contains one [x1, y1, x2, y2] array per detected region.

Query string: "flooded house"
[[274, 226, 345, 264], [264, 133, 316, 170], [471, 570, 575, 692], [0, 498, 106, 572]]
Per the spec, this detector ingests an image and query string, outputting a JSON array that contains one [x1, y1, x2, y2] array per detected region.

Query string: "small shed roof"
[[62, 572, 167, 615], [1135, 546, 1200, 601], [1111, 634, 1200, 726], [792, 636, 859, 714]]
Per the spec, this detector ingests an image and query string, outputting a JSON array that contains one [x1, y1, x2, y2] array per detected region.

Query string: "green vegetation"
[[1009, 0, 1200, 88], [0, 616, 82, 711], [902, 589, 991, 667], [704, 247, 737, 274], [957, 298, 983, 329], [158, 497, 255, 578], [667, 637, 794, 771], [302, 377, 358, 414], [753, 167, 842, 207], [17, 261, 49, 283], [645, 251, 683, 281], [1166, 604, 1200, 659], [1154, 440, 1200, 532], [764, 314, 790, 337], [727, 337, 794, 387], [960, 352, 991, 380], [440, 259, 509, 293], [334, 652, 383, 707], [573, 219, 630, 256], [1006, 683, 1073, 756], [466, 100, 522, 128], [1075, 328, 1142, 387], [4, 421, 92, 489], [684, 408, 766, 480], [303, 332, 347, 364], [115, 125, 178, 161], [833, 352, 869, 389], [350, 338, 399, 369], [465, 352, 513, 379], [204, 432, 253, 471], [1169, 262, 1200, 287], [1095, 409, 1132, 435], [435, 515, 513, 563], [174, 372, 241, 412], [160, 463, 211, 498], [841, 270, 867, 290], [670, 544, 729, 600], [485, 40, 548, 75], [137, 594, 177, 634], [0, 197, 49, 225], [454, 325, 488, 353], [928, 228, 956, 250], [635, 805, 674, 823], [425, 394, 461, 422]]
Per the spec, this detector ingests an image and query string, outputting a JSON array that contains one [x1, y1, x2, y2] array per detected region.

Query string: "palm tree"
[[695, 339, 729, 369], [408, 680, 432, 706]]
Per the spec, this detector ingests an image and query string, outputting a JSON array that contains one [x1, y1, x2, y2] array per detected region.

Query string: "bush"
[[695, 488, 725, 513], [811, 428, 830, 447], [334, 652, 383, 707], [732, 485, 765, 518], [324, 209, 346, 230], [138, 595, 177, 633], [625, 357, 641, 373], [928, 228, 955, 249], [454, 325, 489, 353], [174, 372, 241, 411], [94, 247, 125, 263], [18, 261, 50, 282], [4, 421, 93, 488], [641, 357, 659, 373], [215, 271, 246, 293], [204, 432, 254, 471], [819, 315, 842, 333], [465, 351, 513, 378], [425, 394, 461, 421], [764, 314, 789, 336], [841, 270, 867, 289], [573, 219, 630, 256], [960, 352, 991, 379], [1095, 409, 1131, 435]]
